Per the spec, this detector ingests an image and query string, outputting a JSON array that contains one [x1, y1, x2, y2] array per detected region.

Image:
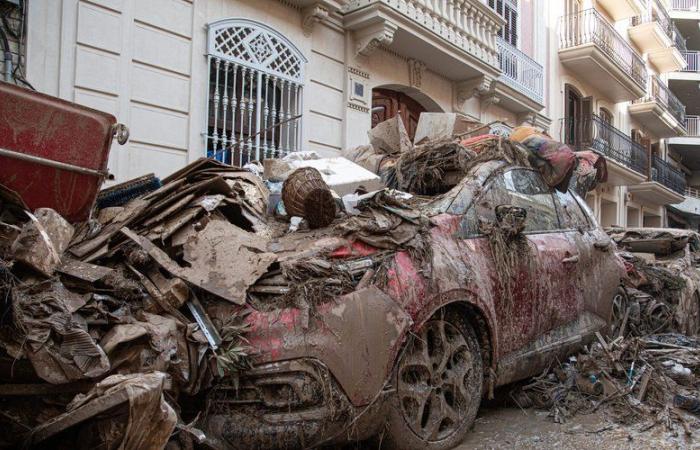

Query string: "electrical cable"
[[0, 21, 12, 82]]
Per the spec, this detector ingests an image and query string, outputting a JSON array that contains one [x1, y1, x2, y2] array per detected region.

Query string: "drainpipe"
[[0, 25, 11, 82]]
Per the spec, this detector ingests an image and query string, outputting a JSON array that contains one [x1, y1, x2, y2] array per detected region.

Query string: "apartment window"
[[599, 108, 613, 126], [206, 19, 306, 165], [489, 0, 518, 46]]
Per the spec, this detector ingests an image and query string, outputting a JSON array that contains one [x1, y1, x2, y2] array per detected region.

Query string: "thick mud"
[[457, 407, 693, 450]]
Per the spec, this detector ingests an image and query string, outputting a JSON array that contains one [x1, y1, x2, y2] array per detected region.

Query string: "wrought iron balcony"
[[681, 51, 700, 72], [651, 155, 686, 194], [632, 0, 675, 42], [673, 22, 688, 51], [559, 9, 647, 101], [671, 0, 700, 11], [560, 115, 649, 176], [496, 37, 544, 105], [686, 115, 700, 135], [631, 75, 686, 130]]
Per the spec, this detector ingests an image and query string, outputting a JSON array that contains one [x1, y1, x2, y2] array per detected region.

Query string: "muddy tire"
[[610, 286, 629, 336], [382, 311, 483, 450]]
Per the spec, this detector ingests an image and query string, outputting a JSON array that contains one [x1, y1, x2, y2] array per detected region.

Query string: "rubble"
[[509, 333, 700, 435], [608, 228, 700, 336], [507, 227, 700, 437], [0, 114, 631, 449], [368, 114, 412, 154]]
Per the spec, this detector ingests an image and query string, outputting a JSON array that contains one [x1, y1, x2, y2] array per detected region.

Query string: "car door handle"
[[563, 254, 580, 264]]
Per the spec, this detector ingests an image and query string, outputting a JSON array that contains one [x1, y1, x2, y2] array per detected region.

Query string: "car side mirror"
[[495, 205, 527, 237]]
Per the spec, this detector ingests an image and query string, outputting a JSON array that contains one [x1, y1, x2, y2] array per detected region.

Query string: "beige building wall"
[[543, 0, 677, 228], [24, 0, 545, 183]]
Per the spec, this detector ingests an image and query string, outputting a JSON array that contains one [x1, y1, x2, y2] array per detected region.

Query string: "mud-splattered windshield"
[[459, 168, 561, 236]]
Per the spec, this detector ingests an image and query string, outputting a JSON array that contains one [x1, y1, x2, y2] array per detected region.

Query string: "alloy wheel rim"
[[397, 319, 476, 442]]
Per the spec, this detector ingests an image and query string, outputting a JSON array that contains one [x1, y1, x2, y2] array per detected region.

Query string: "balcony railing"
[[634, 75, 686, 125], [496, 37, 544, 104], [560, 115, 649, 176], [681, 51, 700, 71], [632, 0, 675, 42], [344, 0, 501, 68], [672, 0, 699, 11], [673, 22, 688, 51], [559, 9, 647, 88], [685, 116, 700, 135], [652, 155, 686, 194], [686, 186, 700, 199]]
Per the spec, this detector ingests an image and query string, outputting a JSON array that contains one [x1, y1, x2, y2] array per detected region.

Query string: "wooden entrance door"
[[372, 88, 426, 140]]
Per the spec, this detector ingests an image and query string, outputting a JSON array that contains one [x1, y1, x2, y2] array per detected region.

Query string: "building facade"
[[1, 0, 696, 228], [668, 0, 700, 229]]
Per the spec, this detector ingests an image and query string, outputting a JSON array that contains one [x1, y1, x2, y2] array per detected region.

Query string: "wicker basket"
[[281, 167, 336, 228]]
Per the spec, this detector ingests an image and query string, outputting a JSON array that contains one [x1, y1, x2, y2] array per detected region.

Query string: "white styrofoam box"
[[288, 157, 383, 196]]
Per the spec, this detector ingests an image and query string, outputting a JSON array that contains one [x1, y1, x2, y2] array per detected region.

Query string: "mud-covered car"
[[607, 227, 700, 335], [203, 156, 624, 450]]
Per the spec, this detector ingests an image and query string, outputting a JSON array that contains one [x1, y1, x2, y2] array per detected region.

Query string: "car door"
[[554, 190, 620, 327], [499, 169, 583, 340], [458, 168, 580, 360]]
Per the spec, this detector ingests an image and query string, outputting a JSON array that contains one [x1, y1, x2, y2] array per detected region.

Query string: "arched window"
[[206, 19, 307, 165]]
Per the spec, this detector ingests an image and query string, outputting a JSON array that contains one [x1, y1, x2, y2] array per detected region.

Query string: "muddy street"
[[457, 406, 687, 450]]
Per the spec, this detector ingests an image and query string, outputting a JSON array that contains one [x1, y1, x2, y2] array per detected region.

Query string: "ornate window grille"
[[205, 19, 306, 165]]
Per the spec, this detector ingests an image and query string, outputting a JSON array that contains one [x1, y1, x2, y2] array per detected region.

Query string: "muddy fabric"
[[13, 281, 109, 384], [66, 372, 176, 450], [569, 151, 608, 195], [336, 190, 428, 251], [510, 127, 576, 192], [181, 219, 277, 304]]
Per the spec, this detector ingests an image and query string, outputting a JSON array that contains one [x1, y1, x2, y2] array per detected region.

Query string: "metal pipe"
[[0, 147, 107, 177]]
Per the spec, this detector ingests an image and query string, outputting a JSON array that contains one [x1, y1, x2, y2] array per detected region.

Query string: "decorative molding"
[[482, 92, 500, 108], [354, 20, 397, 57], [456, 75, 495, 103], [408, 58, 426, 89], [517, 111, 537, 125], [348, 102, 370, 113], [302, 4, 330, 36], [348, 66, 370, 79]]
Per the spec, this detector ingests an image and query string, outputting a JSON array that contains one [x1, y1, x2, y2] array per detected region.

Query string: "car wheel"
[[382, 311, 483, 450], [610, 287, 629, 335]]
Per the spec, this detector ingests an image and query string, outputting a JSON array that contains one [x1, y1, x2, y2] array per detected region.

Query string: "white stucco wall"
[[26, 0, 512, 183]]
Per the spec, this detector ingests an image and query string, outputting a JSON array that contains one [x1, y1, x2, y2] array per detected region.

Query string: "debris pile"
[[0, 113, 612, 449], [509, 228, 700, 435], [510, 332, 700, 436], [0, 159, 279, 448], [608, 228, 700, 336], [0, 154, 430, 449]]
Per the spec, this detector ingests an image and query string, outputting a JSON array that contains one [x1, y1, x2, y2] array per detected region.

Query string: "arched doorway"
[[371, 86, 442, 141]]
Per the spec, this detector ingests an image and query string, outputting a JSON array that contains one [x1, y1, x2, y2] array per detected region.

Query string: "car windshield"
[[423, 160, 508, 216]]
